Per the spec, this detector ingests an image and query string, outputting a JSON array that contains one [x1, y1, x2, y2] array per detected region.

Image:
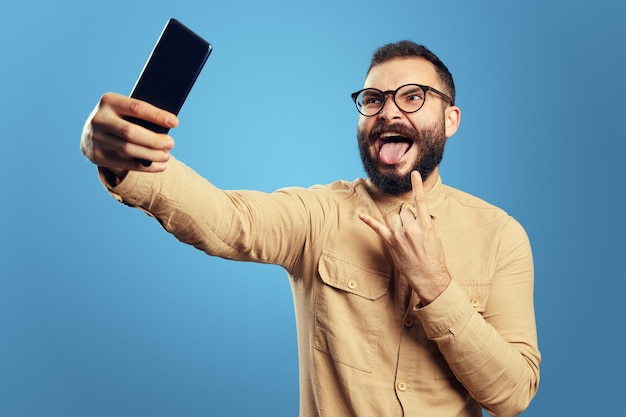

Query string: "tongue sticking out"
[[379, 141, 410, 165]]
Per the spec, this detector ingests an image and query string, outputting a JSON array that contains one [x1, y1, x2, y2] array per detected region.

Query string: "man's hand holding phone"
[[80, 19, 211, 181], [80, 93, 178, 182]]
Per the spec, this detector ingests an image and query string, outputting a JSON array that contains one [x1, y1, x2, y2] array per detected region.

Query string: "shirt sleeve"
[[414, 217, 540, 417], [99, 157, 326, 270]]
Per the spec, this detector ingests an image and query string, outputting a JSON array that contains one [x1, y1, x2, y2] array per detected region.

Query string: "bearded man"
[[81, 40, 540, 417]]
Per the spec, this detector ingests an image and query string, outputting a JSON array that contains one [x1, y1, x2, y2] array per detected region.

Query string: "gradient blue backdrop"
[[2, 1, 624, 416]]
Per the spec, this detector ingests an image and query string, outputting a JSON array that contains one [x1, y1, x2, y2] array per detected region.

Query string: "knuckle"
[[120, 140, 133, 154], [129, 99, 144, 116], [90, 108, 106, 128], [98, 92, 117, 108], [92, 147, 106, 163], [118, 121, 137, 141]]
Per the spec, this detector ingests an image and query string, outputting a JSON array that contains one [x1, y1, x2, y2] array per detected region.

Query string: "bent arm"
[[416, 220, 540, 417]]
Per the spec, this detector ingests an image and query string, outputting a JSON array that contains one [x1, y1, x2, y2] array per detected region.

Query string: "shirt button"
[[403, 316, 414, 328], [470, 298, 480, 307], [347, 280, 357, 290], [397, 382, 407, 392]]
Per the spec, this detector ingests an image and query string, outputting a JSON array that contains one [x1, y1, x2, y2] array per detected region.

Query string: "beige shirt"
[[103, 158, 540, 417]]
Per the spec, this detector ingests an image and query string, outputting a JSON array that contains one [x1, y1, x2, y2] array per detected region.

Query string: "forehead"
[[363, 57, 440, 90]]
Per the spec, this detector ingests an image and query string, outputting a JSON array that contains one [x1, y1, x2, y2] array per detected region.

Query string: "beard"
[[357, 120, 447, 195]]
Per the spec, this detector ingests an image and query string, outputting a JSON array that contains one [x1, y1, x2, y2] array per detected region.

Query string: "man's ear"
[[444, 105, 461, 138]]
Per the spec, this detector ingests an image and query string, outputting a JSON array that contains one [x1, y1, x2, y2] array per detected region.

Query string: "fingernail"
[[152, 162, 167, 171]]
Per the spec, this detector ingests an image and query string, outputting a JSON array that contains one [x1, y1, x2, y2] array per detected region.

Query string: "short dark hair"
[[367, 40, 455, 105]]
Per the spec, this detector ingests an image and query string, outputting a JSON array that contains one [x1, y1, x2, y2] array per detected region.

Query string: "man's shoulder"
[[273, 178, 372, 208], [277, 177, 369, 197], [440, 182, 510, 220], [439, 183, 530, 245]]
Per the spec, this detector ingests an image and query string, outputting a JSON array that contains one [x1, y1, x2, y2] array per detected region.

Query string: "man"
[[81, 41, 540, 417]]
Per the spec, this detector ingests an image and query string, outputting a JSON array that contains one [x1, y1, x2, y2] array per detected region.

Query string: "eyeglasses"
[[351, 83, 453, 117]]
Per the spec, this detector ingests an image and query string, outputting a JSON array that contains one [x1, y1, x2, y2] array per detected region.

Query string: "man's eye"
[[363, 95, 383, 105], [400, 91, 424, 102]]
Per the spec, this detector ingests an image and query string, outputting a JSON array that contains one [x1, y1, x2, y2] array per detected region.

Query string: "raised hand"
[[359, 171, 451, 305], [80, 92, 178, 178]]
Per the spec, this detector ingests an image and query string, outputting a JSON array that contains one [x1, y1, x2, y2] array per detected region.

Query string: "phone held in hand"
[[126, 18, 213, 166]]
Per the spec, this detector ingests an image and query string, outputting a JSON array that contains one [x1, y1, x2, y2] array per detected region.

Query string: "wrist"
[[415, 273, 451, 306]]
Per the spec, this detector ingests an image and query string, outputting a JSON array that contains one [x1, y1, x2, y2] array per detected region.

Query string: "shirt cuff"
[[413, 280, 475, 340], [97, 166, 157, 207]]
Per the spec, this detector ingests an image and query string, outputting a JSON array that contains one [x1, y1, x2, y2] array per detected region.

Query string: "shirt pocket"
[[313, 250, 390, 373]]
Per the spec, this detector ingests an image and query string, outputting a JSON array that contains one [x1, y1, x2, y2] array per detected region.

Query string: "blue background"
[[1, 1, 624, 416]]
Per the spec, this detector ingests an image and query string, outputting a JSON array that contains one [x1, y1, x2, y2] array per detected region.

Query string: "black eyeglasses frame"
[[351, 83, 453, 117]]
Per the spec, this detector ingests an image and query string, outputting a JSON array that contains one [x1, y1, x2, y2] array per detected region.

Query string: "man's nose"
[[378, 96, 403, 121]]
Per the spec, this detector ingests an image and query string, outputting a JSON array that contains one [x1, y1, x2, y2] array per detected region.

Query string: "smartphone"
[[126, 18, 212, 166]]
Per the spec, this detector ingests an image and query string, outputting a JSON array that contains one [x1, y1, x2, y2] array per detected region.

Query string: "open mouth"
[[375, 132, 413, 165]]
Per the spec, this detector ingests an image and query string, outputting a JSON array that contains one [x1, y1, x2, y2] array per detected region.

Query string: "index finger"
[[100, 93, 179, 130], [411, 171, 431, 221], [358, 213, 393, 244]]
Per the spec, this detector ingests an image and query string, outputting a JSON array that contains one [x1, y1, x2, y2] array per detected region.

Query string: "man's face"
[[357, 57, 455, 195]]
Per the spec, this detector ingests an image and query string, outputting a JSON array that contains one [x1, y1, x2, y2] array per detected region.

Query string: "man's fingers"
[[115, 118, 175, 151], [358, 213, 383, 233], [91, 102, 175, 155], [100, 92, 179, 130], [81, 93, 178, 174], [94, 95, 176, 151], [359, 213, 393, 243], [89, 128, 172, 171], [411, 171, 431, 222]]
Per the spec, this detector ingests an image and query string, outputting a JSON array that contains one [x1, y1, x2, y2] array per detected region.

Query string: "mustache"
[[367, 123, 420, 142]]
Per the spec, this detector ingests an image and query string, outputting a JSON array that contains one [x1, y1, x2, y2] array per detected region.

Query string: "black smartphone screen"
[[126, 19, 212, 165]]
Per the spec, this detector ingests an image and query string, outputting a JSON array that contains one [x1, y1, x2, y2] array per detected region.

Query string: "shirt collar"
[[364, 175, 444, 219]]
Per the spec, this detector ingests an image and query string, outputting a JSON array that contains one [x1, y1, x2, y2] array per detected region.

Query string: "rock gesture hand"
[[359, 171, 451, 306]]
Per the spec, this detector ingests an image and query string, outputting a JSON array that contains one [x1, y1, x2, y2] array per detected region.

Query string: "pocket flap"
[[318, 250, 390, 300]]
